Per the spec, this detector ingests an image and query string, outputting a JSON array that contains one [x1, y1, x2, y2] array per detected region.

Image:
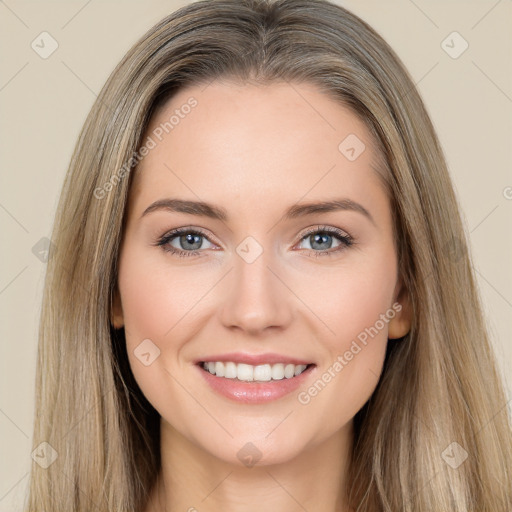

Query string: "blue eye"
[[297, 226, 353, 256], [156, 228, 214, 257], [156, 225, 353, 258]]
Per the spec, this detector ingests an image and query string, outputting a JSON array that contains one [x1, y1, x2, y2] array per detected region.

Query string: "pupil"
[[311, 233, 332, 250], [181, 233, 202, 250]]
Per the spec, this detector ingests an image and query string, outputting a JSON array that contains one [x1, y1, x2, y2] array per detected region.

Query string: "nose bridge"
[[218, 237, 293, 333]]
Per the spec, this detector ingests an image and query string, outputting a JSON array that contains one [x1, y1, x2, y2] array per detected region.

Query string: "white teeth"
[[253, 364, 272, 382], [224, 362, 237, 379], [215, 361, 225, 377], [202, 361, 309, 381], [237, 363, 253, 381], [294, 364, 307, 376], [284, 364, 295, 378], [271, 363, 284, 380]]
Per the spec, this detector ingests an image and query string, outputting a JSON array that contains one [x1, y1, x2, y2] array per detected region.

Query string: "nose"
[[218, 247, 293, 335]]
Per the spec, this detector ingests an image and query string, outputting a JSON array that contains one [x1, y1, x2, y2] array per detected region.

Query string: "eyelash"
[[155, 225, 354, 259]]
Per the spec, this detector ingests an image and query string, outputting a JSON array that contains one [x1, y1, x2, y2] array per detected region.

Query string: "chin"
[[201, 431, 309, 468]]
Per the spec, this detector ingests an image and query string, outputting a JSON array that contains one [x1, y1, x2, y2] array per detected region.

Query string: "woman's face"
[[112, 80, 411, 466]]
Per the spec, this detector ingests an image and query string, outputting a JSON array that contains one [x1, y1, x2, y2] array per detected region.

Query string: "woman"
[[27, 0, 511, 510]]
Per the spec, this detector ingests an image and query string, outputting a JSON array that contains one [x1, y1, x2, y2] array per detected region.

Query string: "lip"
[[195, 352, 313, 366], [195, 362, 317, 404]]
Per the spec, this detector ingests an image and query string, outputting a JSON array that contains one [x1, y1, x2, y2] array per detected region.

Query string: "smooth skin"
[[111, 80, 412, 512]]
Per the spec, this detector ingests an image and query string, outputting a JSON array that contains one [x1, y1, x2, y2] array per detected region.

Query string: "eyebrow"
[[140, 197, 375, 225]]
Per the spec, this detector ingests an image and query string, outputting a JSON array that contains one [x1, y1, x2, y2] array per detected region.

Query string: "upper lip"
[[196, 352, 313, 366]]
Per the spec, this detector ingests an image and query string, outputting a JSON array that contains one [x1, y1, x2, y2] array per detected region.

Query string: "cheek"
[[116, 246, 210, 427], [293, 247, 396, 421], [116, 245, 188, 395], [116, 245, 223, 406], [298, 246, 398, 352], [326, 271, 395, 346], [118, 245, 213, 345]]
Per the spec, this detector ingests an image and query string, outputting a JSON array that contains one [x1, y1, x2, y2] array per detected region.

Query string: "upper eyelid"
[[299, 224, 351, 238]]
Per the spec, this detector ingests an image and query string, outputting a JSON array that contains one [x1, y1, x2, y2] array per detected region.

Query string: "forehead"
[[128, 80, 387, 221]]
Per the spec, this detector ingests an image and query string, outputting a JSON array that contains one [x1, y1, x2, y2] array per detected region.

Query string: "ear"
[[388, 278, 412, 339], [110, 284, 124, 329]]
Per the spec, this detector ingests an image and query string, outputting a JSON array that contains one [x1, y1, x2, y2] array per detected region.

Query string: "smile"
[[196, 360, 316, 404]]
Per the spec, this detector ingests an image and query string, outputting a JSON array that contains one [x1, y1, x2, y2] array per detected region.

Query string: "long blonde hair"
[[27, 0, 512, 510]]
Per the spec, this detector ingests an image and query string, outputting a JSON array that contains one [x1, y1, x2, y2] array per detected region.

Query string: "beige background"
[[1, 0, 511, 509]]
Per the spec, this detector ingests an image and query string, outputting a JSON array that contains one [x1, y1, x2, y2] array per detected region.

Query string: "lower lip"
[[196, 364, 316, 404]]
